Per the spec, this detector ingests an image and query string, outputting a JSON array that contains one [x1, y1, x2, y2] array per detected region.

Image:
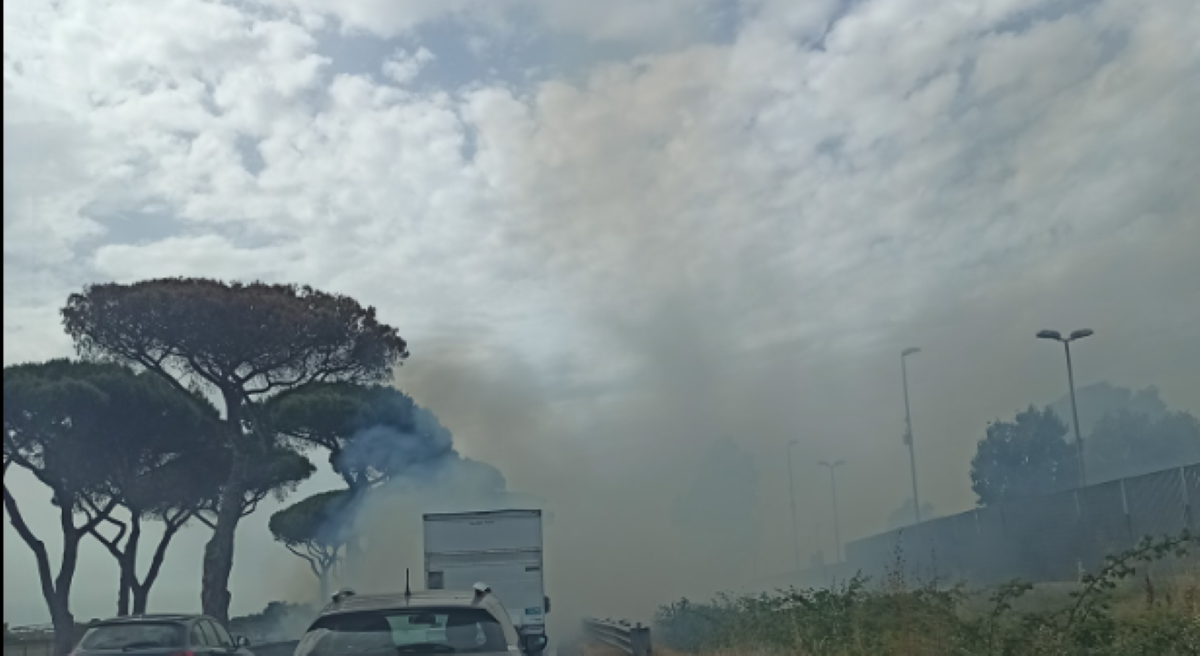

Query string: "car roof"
[[90, 614, 206, 625], [320, 590, 505, 616]]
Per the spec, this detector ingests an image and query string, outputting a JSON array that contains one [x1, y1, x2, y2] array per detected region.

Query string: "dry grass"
[[641, 534, 1200, 655]]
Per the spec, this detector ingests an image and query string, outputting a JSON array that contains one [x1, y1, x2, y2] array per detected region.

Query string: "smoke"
[[385, 0, 1200, 626], [671, 438, 764, 572], [204, 0, 1200, 634], [335, 408, 459, 483]]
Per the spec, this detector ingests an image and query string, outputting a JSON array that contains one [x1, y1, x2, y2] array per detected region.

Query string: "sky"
[[4, 0, 1200, 632]]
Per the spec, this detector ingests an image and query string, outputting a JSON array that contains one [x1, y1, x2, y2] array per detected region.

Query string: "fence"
[[581, 617, 652, 656], [844, 463, 1199, 584], [3, 642, 54, 656]]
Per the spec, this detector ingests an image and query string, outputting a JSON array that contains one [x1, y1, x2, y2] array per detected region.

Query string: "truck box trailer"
[[423, 509, 549, 637]]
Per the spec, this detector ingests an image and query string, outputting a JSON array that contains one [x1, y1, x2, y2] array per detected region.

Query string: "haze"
[[4, 0, 1198, 637]]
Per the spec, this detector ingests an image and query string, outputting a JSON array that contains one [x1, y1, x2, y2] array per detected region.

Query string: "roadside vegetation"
[[652, 531, 1199, 655]]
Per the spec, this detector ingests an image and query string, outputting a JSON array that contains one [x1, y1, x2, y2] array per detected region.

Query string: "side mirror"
[[520, 634, 548, 654]]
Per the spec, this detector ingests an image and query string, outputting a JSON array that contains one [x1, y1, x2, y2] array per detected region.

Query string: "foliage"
[[655, 532, 1200, 656], [3, 360, 216, 653], [61, 279, 409, 405], [60, 278, 408, 621], [970, 406, 1079, 507], [1088, 410, 1200, 483], [192, 443, 316, 525], [268, 490, 354, 600], [1049, 383, 1169, 437], [269, 490, 354, 548]]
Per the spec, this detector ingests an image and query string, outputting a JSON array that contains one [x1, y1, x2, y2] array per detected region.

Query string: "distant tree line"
[[969, 384, 1200, 507], [2, 278, 450, 656]]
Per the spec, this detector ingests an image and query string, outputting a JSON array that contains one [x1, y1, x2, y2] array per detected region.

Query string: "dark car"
[[73, 614, 255, 656]]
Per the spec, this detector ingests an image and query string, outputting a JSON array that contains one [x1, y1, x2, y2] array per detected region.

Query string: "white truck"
[[423, 509, 550, 642]]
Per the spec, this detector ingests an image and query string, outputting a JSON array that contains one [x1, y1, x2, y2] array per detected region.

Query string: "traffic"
[[64, 510, 551, 656]]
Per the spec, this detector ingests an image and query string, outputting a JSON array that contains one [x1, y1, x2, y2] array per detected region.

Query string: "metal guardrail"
[[250, 640, 300, 656], [581, 617, 651, 656]]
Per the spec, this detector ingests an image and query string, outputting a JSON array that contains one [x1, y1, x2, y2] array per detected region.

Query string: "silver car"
[[293, 586, 547, 656]]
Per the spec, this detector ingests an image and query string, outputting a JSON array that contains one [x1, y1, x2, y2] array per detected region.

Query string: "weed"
[[653, 530, 1200, 655]]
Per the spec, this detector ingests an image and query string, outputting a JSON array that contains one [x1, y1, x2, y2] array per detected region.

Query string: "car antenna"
[[404, 568, 412, 598]]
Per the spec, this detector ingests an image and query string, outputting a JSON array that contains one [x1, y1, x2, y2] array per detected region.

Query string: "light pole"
[[1036, 328, 1094, 488], [787, 440, 801, 573], [818, 459, 845, 562], [901, 347, 922, 525]]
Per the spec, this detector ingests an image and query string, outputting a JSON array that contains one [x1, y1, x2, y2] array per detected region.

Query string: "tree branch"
[[241, 491, 266, 518], [79, 498, 121, 535], [84, 514, 127, 561], [4, 483, 58, 610], [194, 513, 217, 531], [140, 515, 184, 594], [284, 544, 322, 579]]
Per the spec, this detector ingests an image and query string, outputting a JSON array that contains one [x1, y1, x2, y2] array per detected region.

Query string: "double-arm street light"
[[901, 347, 922, 524], [818, 459, 846, 562], [1036, 328, 1095, 487]]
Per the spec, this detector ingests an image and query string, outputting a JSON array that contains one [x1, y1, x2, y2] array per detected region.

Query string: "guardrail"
[[581, 617, 651, 656], [250, 640, 300, 656]]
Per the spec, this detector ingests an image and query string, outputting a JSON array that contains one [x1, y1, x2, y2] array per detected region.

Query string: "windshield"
[[296, 609, 508, 655], [78, 624, 185, 651]]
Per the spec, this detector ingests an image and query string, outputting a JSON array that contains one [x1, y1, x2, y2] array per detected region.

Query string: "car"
[[72, 614, 255, 656], [294, 584, 548, 656]]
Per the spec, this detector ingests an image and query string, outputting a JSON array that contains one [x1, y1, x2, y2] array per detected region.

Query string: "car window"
[[199, 622, 221, 647], [80, 623, 186, 650], [192, 623, 211, 647], [207, 621, 234, 648], [296, 608, 508, 655]]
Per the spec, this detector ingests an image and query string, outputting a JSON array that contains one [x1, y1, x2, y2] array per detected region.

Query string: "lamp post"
[[787, 440, 801, 573], [901, 347, 922, 524], [1036, 328, 1095, 487], [818, 459, 846, 562]]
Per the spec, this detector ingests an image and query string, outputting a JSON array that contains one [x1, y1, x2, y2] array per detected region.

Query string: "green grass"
[[652, 532, 1200, 655]]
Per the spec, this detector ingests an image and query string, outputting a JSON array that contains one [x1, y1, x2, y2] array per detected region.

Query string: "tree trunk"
[[341, 483, 367, 583], [131, 585, 151, 615], [201, 392, 253, 624], [136, 511, 188, 616], [201, 448, 248, 623], [51, 503, 87, 656], [50, 592, 76, 656], [318, 569, 331, 605], [117, 572, 131, 617], [116, 513, 140, 616], [5, 481, 107, 656]]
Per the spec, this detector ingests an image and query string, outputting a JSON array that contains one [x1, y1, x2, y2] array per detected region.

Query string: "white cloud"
[[382, 47, 434, 85], [92, 234, 294, 281]]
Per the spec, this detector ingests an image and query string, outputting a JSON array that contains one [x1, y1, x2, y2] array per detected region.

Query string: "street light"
[[1037, 328, 1095, 487], [900, 347, 922, 524], [818, 459, 846, 562], [787, 440, 801, 573]]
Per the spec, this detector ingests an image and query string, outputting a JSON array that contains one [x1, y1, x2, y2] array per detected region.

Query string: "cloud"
[[260, 0, 724, 46]]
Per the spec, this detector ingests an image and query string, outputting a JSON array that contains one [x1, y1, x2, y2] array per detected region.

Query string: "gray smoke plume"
[[671, 438, 764, 572]]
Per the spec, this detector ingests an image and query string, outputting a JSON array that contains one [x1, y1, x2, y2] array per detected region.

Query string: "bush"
[[655, 531, 1199, 655]]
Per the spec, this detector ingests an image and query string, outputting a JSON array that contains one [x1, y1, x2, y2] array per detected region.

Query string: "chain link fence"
[[844, 464, 1199, 584]]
